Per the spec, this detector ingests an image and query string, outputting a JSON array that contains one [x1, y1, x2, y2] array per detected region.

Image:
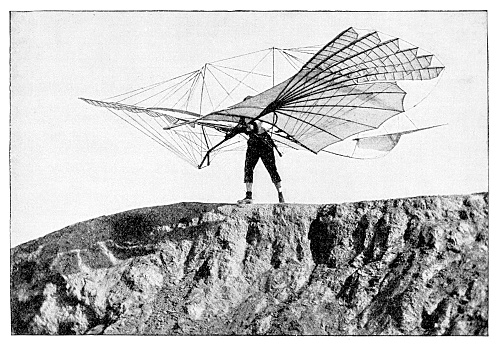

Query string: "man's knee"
[[271, 174, 281, 185], [244, 175, 254, 183]]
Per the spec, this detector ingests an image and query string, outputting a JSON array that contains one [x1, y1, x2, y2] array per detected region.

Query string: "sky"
[[10, 11, 488, 247]]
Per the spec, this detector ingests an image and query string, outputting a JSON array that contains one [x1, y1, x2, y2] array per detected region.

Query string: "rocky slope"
[[11, 193, 488, 335]]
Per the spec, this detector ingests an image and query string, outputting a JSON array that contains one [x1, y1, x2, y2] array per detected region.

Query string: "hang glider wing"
[[354, 124, 446, 150], [202, 27, 444, 162], [81, 27, 444, 169]]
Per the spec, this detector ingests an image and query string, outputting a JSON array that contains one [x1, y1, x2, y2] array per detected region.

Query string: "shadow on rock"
[[110, 212, 161, 246]]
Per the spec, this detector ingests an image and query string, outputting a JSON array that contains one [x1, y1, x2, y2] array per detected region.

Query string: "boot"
[[278, 191, 285, 203], [238, 191, 253, 204]]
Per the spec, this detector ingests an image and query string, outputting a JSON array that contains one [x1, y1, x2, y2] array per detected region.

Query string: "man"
[[227, 116, 285, 204]]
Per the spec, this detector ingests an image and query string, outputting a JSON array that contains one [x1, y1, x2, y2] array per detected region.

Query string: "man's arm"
[[225, 121, 249, 140]]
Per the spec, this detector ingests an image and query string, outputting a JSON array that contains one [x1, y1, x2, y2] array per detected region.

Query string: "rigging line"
[[168, 126, 198, 166], [121, 110, 194, 166], [203, 126, 215, 150], [214, 49, 273, 110], [199, 65, 206, 115], [150, 71, 200, 108], [133, 71, 199, 106], [208, 64, 261, 93], [278, 53, 300, 72], [278, 35, 400, 102], [149, 105, 175, 136], [208, 47, 271, 64], [211, 139, 246, 152], [285, 44, 323, 52], [122, 109, 168, 146], [211, 146, 246, 158], [156, 111, 175, 136], [113, 108, 197, 167], [187, 129, 208, 158], [170, 129, 199, 165], [168, 79, 202, 110], [280, 50, 309, 67], [106, 108, 173, 153], [209, 64, 272, 78], [197, 130, 249, 169], [149, 102, 199, 149], [285, 49, 321, 55], [201, 77, 216, 112], [403, 113, 418, 129], [105, 81, 168, 102], [184, 120, 213, 152], [104, 70, 198, 101], [187, 125, 209, 154], [351, 140, 358, 157], [197, 135, 230, 168], [116, 71, 198, 104], [209, 143, 247, 160], [135, 77, 200, 108], [322, 148, 390, 160], [173, 128, 206, 153], [127, 108, 197, 165], [205, 65, 237, 104], [183, 70, 203, 111], [123, 108, 190, 159], [201, 126, 210, 153], [149, 73, 199, 108], [276, 49, 301, 71], [272, 47, 275, 87]]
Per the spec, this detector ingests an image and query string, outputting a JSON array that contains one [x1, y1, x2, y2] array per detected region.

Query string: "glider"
[[81, 27, 445, 168]]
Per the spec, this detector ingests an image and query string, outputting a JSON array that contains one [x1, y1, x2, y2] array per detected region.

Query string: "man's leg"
[[261, 147, 285, 203], [239, 146, 259, 204], [246, 182, 253, 193]]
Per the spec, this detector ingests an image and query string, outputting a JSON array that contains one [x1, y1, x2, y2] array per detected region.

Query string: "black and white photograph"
[[9, 10, 489, 336]]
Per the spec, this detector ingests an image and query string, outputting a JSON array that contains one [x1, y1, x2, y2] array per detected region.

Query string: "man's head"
[[238, 116, 248, 126]]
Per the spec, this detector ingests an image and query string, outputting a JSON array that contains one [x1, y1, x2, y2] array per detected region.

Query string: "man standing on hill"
[[225, 115, 285, 204]]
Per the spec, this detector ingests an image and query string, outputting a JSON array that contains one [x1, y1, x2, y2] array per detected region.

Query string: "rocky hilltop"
[[11, 193, 488, 335]]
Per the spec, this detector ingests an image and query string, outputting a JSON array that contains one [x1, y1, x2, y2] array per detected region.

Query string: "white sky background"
[[10, 11, 488, 247]]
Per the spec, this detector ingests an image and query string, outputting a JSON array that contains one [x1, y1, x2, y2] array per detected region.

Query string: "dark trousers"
[[244, 139, 281, 184]]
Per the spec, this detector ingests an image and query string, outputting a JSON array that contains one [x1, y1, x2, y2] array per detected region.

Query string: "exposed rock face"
[[11, 193, 488, 335]]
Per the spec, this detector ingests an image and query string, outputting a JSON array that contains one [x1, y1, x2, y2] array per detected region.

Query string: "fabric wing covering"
[[353, 124, 446, 152], [205, 27, 444, 153], [355, 133, 402, 152]]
